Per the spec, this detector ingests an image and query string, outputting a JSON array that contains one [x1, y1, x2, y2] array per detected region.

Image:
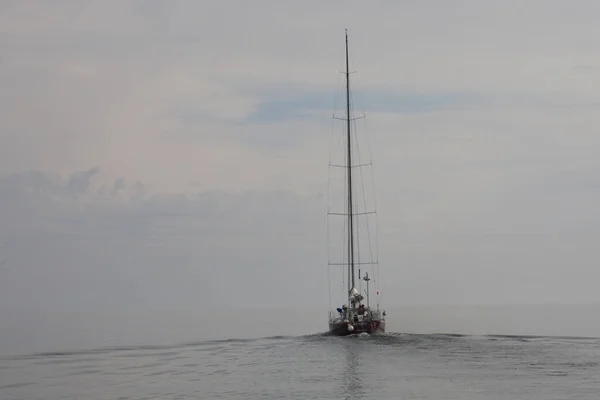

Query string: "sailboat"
[[327, 30, 386, 336]]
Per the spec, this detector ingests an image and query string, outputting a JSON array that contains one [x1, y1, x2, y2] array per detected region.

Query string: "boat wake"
[[4, 332, 600, 361]]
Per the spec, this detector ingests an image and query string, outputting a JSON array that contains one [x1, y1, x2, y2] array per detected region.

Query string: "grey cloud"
[[66, 166, 100, 196], [0, 170, 327, 315], [110, 177, 126, 196], [2, 165, 600, 318]]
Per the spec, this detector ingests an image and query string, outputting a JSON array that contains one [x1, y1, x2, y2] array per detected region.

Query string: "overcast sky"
[[2, 0, 600, 318]]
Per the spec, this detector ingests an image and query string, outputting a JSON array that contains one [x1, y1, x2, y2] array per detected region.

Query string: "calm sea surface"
[[2, 332, 600, 399]]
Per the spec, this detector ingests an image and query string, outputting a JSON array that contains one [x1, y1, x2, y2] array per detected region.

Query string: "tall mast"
[[345, 29, 356, 302]]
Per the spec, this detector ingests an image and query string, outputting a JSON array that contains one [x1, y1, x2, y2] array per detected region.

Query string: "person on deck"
[[358, 304, 364, 315]]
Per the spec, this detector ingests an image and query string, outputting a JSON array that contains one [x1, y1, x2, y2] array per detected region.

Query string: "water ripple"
[[2, 333, 600, 400]]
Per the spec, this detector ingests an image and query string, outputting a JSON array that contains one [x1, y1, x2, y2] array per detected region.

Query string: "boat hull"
[[328, 320, 386, 336]]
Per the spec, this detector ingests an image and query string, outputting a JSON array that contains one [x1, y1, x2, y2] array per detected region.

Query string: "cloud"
[[2, 163, 600, 319], [3, 0, 600, 193], [66, 166, 100, 196], [0, 169, 328, 314], [2, 1, 600, 325]]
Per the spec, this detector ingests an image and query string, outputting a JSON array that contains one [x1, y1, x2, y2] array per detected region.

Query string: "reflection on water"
[[340, 335, 367, 400]]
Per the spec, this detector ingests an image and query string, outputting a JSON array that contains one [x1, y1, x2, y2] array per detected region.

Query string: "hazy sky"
[[2, 0, 600, 317]]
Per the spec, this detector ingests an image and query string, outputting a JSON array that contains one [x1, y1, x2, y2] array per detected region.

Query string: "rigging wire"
[[328, 69, 351, 310], [350, 65, 381, 308]]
